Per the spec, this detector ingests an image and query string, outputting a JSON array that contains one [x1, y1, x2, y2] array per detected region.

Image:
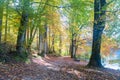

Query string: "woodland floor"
[[0, 55, 120, 80]]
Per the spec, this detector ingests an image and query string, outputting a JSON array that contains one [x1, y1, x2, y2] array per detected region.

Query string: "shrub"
[[0, 42, 13, 62], [0, 42, 29, 63]]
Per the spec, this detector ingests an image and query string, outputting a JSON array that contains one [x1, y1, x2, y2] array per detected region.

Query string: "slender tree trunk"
[[73, 39, 77, 59], [4, 0, 9, 42], [16, 0, 29, 56], [88, 0, 106, 68], [59, 34, 62, 53], [52, 33, 55, 52], [42, 24, 48, 57], [70, 33, 74, 58], [26, 24, 30, 47], [38, 21, 44, 54], [39, 34, 43, 54], [0, 0, 4, 44], [49, 27, 51, 52]]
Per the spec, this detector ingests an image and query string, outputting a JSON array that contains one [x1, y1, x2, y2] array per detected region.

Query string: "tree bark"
[[88, 0, 106, 68], [59, 34, 62, 53], [16, 0, 29, 56], [52, 33, 55, 52], [49, 27, 51, 52], [4, 0, 9, 42], [70, 33, 75, 58], [42, 24, 48, 57], [0, 0, 4, 44], [38, 34, 44, 54]]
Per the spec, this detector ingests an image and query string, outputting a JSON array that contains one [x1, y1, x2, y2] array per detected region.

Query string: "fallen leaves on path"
[[0, 56, 120, 80]]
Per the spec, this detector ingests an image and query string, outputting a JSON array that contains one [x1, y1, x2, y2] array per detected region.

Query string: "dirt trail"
[[0, 56, 120, 80]]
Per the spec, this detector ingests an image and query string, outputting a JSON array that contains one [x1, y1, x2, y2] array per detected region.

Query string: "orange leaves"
[[101, 35, 117, 57]]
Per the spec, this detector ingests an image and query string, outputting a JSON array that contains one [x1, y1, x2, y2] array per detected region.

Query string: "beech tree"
[[16, 0, 30, 56], [88, 0, 106, 67]]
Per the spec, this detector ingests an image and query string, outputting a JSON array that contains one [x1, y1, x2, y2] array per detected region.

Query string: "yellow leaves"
[[33, 0, 40, 2], [101, 36, 117, 56]]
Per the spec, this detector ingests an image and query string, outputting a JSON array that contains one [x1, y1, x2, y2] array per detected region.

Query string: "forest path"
[[0, 56, 120, 80], [32, 56, 87, 71]]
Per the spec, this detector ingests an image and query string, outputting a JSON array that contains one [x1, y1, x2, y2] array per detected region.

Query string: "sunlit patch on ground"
[[104, 63, 120, 70]]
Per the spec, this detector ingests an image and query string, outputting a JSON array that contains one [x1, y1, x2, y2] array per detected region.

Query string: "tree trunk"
[[0, 0, 4, 44], [73, 39, 77, 59], [88, 0, 106, 68], [38, 34, 44, 54], [49, 27, 51, 52], [42, 24, 48, 57], [52, 33, 55, 52], [4, 0, 9, 42], [59, 34, 62, 53], [16, 0, 29, 56], [70, 33, 74, 58]]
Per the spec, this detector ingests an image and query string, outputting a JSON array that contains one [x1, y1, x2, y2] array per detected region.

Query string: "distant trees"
[[66, 0, 93, 59], [88, 0, 106, 67]]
